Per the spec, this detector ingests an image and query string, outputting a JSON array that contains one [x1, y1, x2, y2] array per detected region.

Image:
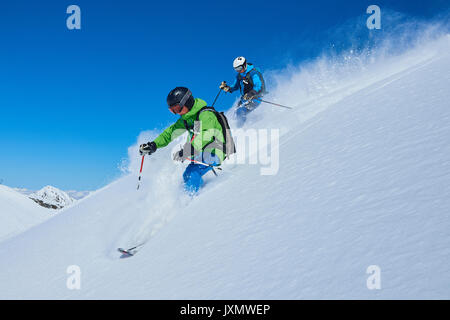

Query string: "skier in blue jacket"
[[220, 56, 266, 127]]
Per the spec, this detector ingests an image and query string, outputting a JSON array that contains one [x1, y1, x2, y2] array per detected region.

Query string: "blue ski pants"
[[236, 98, 261, 127], [183, 152, 220, 194]]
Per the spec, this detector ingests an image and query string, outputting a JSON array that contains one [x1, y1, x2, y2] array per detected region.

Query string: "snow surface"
[[0, 185, 50, 243], [0, 33, 449, 299]]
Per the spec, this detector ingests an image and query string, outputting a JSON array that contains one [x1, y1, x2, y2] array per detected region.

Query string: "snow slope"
[[0, 185, 50, 243], [0, 34, 449, 299]]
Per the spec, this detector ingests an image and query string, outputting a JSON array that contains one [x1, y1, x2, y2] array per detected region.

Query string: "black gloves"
[[139, 141, 157, 156]]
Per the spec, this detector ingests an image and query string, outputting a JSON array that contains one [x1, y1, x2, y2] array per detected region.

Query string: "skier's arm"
[[251, 72, 263, 94], [191, 112, 223, 152], [228, 75, 240, 93], [153, 118, 186, 149]]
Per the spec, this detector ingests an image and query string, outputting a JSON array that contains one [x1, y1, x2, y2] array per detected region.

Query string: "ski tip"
[[118, 248, 134, 258]]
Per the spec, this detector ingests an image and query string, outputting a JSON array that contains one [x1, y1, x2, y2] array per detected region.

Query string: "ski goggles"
[[168, 104, 183, 114], [234, 64, 245, 72]]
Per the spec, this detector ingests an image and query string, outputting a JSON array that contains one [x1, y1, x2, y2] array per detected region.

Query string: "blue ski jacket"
[[229, 64, 264, 97]]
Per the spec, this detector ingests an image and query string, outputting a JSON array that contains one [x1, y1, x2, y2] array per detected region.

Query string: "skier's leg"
[[251, 99, 261, 110], [236, 106, 249, 128], [183, 153, 220, 194], [236, 99, 261, 127], [183, 163, 212, 194]]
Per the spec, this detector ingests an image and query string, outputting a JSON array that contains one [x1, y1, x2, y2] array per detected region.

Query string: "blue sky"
[[0, 0, 448, 191]]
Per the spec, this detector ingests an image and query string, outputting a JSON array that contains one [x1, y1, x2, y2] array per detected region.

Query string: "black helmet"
[[167, 87, 195, 110]]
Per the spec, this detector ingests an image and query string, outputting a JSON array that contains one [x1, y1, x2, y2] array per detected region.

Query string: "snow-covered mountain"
[[29, 186, 75, 210], [0, 33, 449, 299], [0, 185, 51, 242], [15, 187, 91, 202]]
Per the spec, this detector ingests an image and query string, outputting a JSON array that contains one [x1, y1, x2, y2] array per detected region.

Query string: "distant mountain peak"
[[29, 186, 74, 210]]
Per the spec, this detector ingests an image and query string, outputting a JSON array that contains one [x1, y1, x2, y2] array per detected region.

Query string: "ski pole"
[[184, 158, 222, 176], [127, 243, 146, 251], [211, 88, 222, 107], [184, 158, 222, 169], [137, 155, 145, 190], [257, 98, 294, 109]]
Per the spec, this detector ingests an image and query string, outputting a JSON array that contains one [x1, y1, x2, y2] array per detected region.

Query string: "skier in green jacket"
[[139, 87, 225, 194]]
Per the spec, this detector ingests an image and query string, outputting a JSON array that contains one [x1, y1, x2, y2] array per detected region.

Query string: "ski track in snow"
[[0, 34, 449, 299]]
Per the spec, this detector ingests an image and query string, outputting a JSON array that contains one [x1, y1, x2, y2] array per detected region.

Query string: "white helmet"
[[233, 56, 247, 72]]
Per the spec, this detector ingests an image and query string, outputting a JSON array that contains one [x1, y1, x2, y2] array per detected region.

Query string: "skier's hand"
[[173, 143, 197, 162], [220, 81, 231, 92], [243, 90, 257, 101], [139, 141, 157, 156], [173, 149, 184, 162]]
